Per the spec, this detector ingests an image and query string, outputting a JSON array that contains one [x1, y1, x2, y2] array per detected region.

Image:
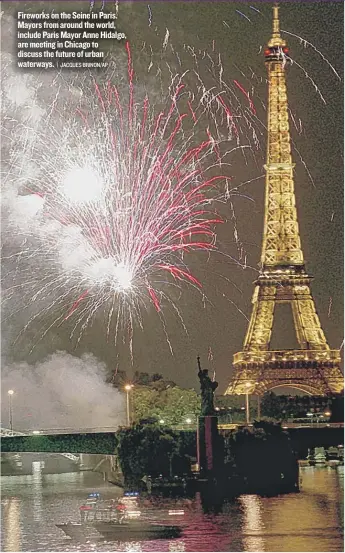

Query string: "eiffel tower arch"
[[225, 5, 343, 398]]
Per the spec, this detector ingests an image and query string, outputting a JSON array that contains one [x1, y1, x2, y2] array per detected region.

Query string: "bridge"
[[218, 422, 344, 430], [0, 427, 81, 463], [1, 424, 343, 459], [1, 427, 117, 455]]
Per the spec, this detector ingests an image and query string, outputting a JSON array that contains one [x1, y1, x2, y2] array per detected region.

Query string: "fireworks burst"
[[2, 39, 259, 351]]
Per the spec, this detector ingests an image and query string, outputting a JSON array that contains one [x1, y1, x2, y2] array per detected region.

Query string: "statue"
[[197, 356, 218, 416]]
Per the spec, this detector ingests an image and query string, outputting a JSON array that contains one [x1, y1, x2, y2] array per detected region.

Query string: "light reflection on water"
[[1, 464, 343, 552], [240, 495, 265, 552], [3, 498, 21, 553], [32, 462, 44, 523]]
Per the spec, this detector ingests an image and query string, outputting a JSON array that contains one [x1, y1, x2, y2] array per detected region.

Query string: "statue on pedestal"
[[197, 356, 218, 416]]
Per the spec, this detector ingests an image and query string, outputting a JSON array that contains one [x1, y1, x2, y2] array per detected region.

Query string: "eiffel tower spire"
[[269, 3, 285, 47], [225, 5, 344, 397], [262, 4, 302, 268]]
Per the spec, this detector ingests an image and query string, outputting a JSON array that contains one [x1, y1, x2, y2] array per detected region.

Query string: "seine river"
[[1, 464, 343, 552]]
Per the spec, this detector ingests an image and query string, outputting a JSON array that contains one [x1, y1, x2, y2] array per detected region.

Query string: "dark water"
[[1, 465, 343, 552]]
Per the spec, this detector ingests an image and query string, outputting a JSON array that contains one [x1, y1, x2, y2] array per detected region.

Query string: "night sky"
[[1, 1, 343, 394]]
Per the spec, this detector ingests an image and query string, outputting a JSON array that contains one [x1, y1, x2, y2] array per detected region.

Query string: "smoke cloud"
[[1, 351, 125, 432]]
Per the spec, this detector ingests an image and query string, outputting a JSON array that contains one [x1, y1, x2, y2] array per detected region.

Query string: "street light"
[[124, 384, 133, 426], [8, 390, 14, 433], [245, 382, 251, 425]]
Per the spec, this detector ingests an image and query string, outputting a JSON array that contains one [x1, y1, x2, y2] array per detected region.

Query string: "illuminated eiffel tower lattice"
[[225, 5, 344, 397]]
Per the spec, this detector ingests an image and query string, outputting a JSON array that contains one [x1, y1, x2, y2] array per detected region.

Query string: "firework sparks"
[[249, 6, 262, 15], [163, 29, 170, 51], [2, 41, 256, 351], [233, 80, 256, 115], [328, 297, 333, 319], [147, 4, 152, 27], [235, 10, 252, 24], [285, 53, 327, 105], [281, 30, 341, 81]]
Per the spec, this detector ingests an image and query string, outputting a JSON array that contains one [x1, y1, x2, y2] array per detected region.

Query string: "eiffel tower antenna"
[[225, 5, 343, 397], [272, 3, 281, 40]]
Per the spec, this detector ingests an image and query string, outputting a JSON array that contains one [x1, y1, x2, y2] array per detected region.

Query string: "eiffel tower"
[[225, 5, 344, 397]]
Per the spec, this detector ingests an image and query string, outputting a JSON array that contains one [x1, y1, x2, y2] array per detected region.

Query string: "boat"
[[326, 446, 344, 467], [56, 520, 181, 540], [94, 520, 182, 539], [145, 475, 187, 494], [56, 522, 100, 540], [314, 447, 327, 465], [56, 491, 182, 541]]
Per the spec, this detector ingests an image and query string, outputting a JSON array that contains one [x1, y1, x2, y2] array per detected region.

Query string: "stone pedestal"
[[197, 415, 219, 474]]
